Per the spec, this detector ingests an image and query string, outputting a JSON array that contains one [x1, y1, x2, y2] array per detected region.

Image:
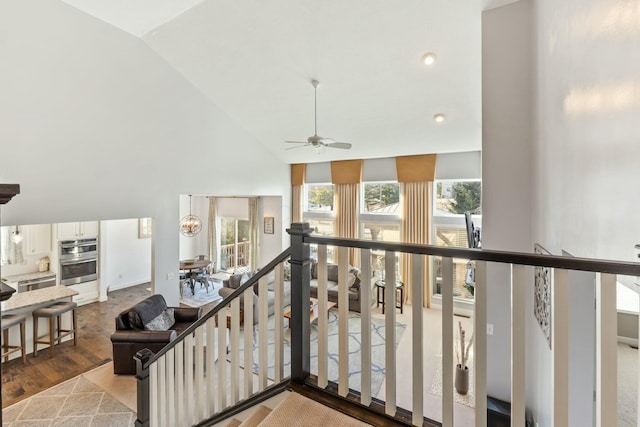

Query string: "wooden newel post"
[[134, 348, 154, 427], [287, 222, 313, 384]]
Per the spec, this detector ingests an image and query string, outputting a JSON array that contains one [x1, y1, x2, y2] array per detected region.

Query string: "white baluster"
[[411, 253, 423, 426], [185, 333, 194, 425], [205, 317, 216, 417], [596, 273, 617, 427], [338, 246, 350, 397], [150, 360, 158, 427], [552, 269, 569, 426], [195, 326, 205, 421], [244, 288, 254, 397], [318, 244, 329, 388], [274, 262, 284, 382], [441, 257, 454, 426], [474, 261, 487, 427], [176, 341, 184, 423], [231, 299, 240, 403], [166, 349, 175, 426], [157, 355, 166, 427], [360, 248, 372, 406], [217, 312, 227, 411], [511, 264, 526, 425], [385, 251, 397, 416], [258, 275, 269, 391]]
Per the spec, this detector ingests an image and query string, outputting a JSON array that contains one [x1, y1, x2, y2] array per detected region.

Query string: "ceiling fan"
[[285, 80, 352, 152]]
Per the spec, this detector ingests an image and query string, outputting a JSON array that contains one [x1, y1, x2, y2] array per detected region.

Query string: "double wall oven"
[[59, 238, 98, 286]]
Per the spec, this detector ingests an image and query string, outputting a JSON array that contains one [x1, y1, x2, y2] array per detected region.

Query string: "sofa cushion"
[[128, 295, 167, 330], [348, 267, 361, 290], [228, 273, 244, 289], [326, 264, 339, 282], [144, 308, 175, 331]]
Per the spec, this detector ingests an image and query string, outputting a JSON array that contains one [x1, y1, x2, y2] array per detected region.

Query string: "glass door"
[[220, 217, 250, 272]]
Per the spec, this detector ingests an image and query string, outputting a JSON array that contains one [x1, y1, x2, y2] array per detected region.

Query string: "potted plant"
[[455, 320, 473, 395]]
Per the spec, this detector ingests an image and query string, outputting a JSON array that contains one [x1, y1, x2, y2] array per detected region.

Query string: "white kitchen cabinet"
[[56, 221, 99, 240], [68, 280, 99, 306], [24, 224, 51, 255]]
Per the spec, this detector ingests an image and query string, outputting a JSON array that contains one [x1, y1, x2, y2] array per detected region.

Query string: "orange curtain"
[[291, 164, 306, 223], [396, 154, 436, 308], [331, 160, 362, 265]]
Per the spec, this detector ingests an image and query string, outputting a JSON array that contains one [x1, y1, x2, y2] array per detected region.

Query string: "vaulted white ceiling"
[[61, 0, 483, 164]]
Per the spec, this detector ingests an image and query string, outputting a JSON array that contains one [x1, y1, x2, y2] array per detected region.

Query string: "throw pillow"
[[283, 263, 291, 281], [326, 264, 339, 282], [348, 267, 362, 290], [144, 308, 175, 331]]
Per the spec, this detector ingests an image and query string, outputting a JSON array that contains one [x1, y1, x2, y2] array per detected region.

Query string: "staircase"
[[223, 392, 372, 427]]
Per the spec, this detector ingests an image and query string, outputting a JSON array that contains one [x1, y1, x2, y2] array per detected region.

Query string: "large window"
[[432, 179, 481, 301], [306, 184, 334, 212], [362, 183, 400, 213], [220, 217, 250, 272]]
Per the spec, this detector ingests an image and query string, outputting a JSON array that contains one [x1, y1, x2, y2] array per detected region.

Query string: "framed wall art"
[[534, 243, 552, 349], [264, 217, 274, 234]]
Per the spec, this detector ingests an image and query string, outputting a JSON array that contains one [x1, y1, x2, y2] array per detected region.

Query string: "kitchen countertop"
[[2, 286, 77, 312], [1, 271, 56, 286]]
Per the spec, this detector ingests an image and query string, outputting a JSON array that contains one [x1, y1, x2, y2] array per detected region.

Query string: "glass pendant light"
[[179, 195, 202, 237]]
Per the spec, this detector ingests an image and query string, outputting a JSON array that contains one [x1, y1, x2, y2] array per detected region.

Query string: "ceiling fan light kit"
[[285, 79, 353, 152]]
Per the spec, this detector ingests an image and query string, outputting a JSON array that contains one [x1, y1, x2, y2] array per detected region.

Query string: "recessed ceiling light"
[[434, 113, 445, 123], [422, 52, 437, 66]]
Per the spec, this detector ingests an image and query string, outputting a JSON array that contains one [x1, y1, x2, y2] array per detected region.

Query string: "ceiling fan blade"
[[285, 143, 311, 150], [326, 142, 352, 150], [285, 141, 307, 144]]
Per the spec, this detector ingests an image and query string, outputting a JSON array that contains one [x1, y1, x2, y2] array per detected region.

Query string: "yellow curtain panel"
[[291, 164, 306, 223], [396, 154, 436, 183], [331, 159, 362, 265]]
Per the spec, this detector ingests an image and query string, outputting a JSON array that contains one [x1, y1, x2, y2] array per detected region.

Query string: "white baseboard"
[[108, 279, 150, 293], [618, 335, 639, 347]]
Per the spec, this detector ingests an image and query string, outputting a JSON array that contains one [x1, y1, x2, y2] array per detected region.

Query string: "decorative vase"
[[455, 364, 469, 395]]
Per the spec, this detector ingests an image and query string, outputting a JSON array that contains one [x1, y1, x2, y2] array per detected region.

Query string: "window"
[[432, 179, 481, 301], [220, 217, 250, 272], [435, 180, 481, 216], [306, 184, 334, 212], [362, 182, 400, 213], [361, 221, 400, 279]]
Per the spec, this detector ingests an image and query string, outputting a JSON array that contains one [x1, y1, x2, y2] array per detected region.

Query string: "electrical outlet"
[[487, 323, 494, 335], [167, 272, 174, 280]]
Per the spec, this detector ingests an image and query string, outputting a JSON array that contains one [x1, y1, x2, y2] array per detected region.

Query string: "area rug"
[[233, 310, 406, 397], [2, 365, 135, 426], [180, 280, 223, 307], [429, 354, 475, 408]]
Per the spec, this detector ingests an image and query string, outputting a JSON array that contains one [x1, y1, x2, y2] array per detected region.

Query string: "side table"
[[374, 280, 404, 314]]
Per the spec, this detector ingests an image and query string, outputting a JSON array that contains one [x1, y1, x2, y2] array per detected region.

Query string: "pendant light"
[[10, 225, 23, 244], [179, 195, 202, 237]]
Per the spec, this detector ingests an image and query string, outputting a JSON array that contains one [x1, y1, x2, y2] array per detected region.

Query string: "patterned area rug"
[[429, 354, 475, 408], [180, 280, 223, 307], [3, 370, 135, 426], [234, 310, 406, 397]]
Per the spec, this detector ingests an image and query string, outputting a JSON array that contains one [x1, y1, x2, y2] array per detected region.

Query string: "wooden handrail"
[[304, 235, 640, 276]]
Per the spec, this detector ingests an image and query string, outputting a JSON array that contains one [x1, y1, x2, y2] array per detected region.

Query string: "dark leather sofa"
[[110, 294, 202, 374]]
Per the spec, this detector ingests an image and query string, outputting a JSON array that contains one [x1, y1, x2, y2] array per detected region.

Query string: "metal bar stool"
[[33, 301, 78, 357], [1, 314, 27, 364]]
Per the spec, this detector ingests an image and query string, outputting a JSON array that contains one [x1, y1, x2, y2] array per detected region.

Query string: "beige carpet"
[[618, 343, 638, 426], [256, 392, 371, 426]]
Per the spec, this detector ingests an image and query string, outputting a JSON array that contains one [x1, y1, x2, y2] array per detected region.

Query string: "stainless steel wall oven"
[[59, 238, 98, 286]]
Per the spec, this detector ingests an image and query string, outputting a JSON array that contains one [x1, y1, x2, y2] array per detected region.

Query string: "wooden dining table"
[[179, 259, 211, 295]]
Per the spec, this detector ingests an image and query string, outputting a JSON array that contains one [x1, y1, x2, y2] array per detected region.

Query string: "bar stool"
[[1, 314, 27, 364], [33, 301, 78, 358]]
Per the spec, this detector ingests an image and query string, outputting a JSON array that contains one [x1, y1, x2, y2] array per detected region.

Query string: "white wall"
[[102, 218, 152, 292], [0, 0, 290, 306], [481, 0, 533, 403], [532, 0, 640, 266]]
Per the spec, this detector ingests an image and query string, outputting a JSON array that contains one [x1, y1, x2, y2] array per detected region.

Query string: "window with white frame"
[[360, 181, 401, 277], [432, 179, 482, 301]]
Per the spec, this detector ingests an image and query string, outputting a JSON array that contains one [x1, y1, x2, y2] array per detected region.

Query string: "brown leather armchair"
[[110, 294, 201, 374]]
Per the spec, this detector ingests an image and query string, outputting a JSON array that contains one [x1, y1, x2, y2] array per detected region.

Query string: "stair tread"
[[225, 418, 242, 427], [257, 393, 372, 426], [239, 405, 272, 427]]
